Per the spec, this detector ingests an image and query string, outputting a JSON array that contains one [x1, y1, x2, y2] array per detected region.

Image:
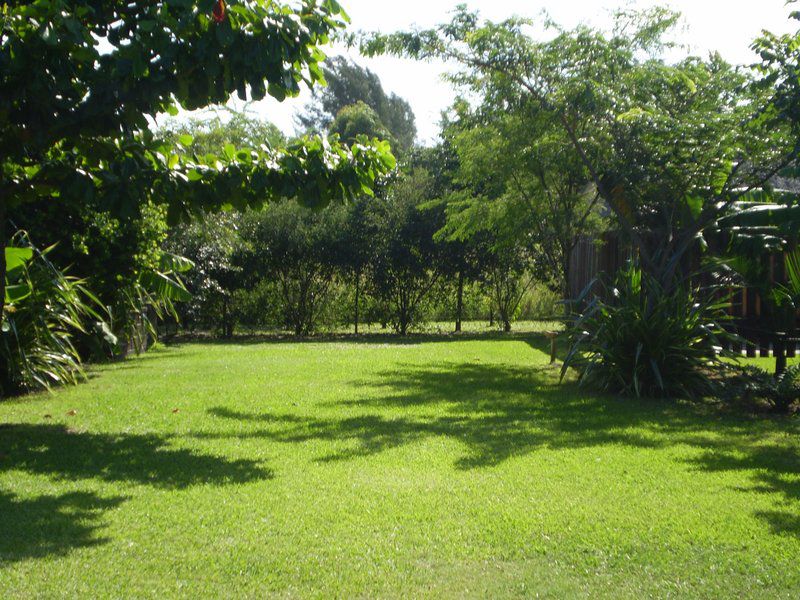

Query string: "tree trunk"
[[222, 296, 233, 338], [0, 196, 6, 326], [503, 319, 511, 333], [354, 271, 360, 335], [775, 335, 787, 378], [561, 249, 573, 316], [0, 197, 7, 390], [399, 295, 409, 335], [455, 270, 464, 333]]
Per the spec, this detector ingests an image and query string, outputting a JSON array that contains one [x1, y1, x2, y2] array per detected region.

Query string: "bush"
[[720, 364, 800, 412], [1, 239, 112, 394], [518, 283, 561, 320], [562, 265, 731, 399], [230, 281, 283, 332]]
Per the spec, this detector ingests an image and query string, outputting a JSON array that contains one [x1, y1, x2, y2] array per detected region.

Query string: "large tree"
[[298, 56, 416, 153], [239, 202, 346, 336], [441, 102, 603, 300], [368, 168, 444, 335], [361, 7, 799, 293], [0, 0, 395, 321]]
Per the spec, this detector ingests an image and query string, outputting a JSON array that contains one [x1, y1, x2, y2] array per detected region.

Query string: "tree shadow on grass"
[[204, 362, 710, 469], [680, 436, 800, 537], [0, 423, 272, 488], [204, 359, 800, 535], [0, 490, 126, 565], [0, 423, 273, 563]]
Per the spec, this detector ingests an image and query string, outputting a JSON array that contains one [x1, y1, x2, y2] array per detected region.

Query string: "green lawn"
[[1, 333, 799, 598]]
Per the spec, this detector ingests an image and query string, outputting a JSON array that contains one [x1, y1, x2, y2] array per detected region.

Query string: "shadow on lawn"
[[204, 359, 800, 536], [681, 435, 800, 538], [0, 423, 272, 563], [0, 490, 126, 565], [205, 362, 682, 468], [0, 423, 272, 488]]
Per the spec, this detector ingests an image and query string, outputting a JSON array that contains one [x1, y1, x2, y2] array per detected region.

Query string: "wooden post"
[[759, 336, 769, 358], [544, 331, 558, 364], [775, 333, 787, 377]]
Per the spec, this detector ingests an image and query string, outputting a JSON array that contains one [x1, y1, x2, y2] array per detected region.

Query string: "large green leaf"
[[5, 246, 33, 276], [4, 282, 31, 304], [158, 252, 194, 274], [139, 271, 192, 302], [718, 202, 800, 230], [786, 249, 800, 296]]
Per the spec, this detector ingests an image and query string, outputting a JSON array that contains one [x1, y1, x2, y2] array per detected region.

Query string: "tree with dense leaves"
[[161, 110, 286, 156], [360, 7, 799, 293], [442, 101, 604, 301], [298, 56, 416, 153], [361, 6, 800, 396], [0, 0, 395, 323], [337, 195, 376, 334], [368, 168, 444, 335], [239, 202, 347, 336], [409, 142, 481, 332], [166, 212, 243, 337], [329, 101, 394, 148]]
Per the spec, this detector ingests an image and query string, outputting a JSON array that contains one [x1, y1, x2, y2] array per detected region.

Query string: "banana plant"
[[1, 237, 111, 394], [119, 251, 194, 353]]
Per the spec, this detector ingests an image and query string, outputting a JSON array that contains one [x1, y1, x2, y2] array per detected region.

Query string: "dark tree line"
[[165, 59, 575, 337], [169, 146, 557, 337]]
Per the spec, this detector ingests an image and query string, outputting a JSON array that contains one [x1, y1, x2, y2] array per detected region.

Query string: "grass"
[[233, 318, 565, 337], [1, 331, 799, 598]]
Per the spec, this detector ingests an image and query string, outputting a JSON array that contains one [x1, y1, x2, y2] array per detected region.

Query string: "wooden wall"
[[567, 235, 799, 356]]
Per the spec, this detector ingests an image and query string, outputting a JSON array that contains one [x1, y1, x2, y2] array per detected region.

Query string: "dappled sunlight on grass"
[[1, 333, 799, 597]]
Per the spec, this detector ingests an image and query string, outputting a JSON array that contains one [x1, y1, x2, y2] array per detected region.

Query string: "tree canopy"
[[298, 55, 417, 152], [0, 0, 396, 317], [360, 6, 800, 288]]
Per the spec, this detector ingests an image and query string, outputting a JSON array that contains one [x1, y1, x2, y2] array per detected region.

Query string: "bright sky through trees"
[[174, 0, 799, 145]]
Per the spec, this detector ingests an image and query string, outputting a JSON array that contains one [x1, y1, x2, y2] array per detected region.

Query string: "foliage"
[[720, 364, 800, 412], [482, 241, 535, 333], [329, 101, 394, 147], [368, 169, 444, 334], [120, 250, 194, 352], [228, 280, 283, 332], [0, 0, 395, 322], [239, 202, 347, 336], [1, 236, 111, 394], [441, 98, 604, 298], [298, 56, 417, 153], [562, 265, 731, 398], [707, 196, 800, 374], [160, 111, 286, 156], [337, 195, 378, 333], [167, 213, 243, 337], [361, 7, 800, 290], [12, 194, 173, 343]]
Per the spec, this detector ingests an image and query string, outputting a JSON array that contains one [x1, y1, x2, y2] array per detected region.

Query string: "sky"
[[188, 0, 800, 145]]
